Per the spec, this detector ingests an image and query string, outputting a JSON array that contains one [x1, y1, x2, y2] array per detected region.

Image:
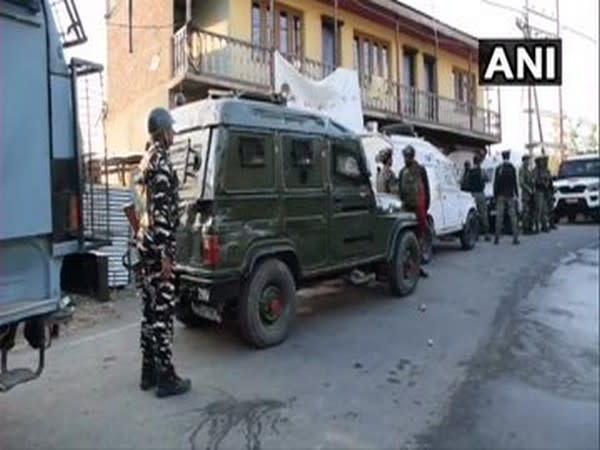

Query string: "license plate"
[[566, 198, 578, 204]]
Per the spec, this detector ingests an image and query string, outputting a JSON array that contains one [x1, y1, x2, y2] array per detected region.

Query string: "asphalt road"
[[1, 225, 598, 450]]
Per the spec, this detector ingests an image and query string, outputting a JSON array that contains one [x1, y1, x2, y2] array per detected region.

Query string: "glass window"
[[283, 136, 323, 189], [252, 2, 262, 46], [225, 131, 274, 191], [382, 46, 389, 78], [332, 139, 365, 186], [353, 37, 360, 72], [293, 16, 302, 55], [5, 0, 40, 12], [279, 11, 288, 54], [362, 39, 370, 74], [558, 158, 600, 178]]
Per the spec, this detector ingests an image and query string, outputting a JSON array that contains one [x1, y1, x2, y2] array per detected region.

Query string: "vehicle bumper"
[[175, 267, 241, 316], [554, 193, 600, 216]]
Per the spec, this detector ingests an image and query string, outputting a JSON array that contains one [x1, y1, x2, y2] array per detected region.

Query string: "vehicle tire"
[[421, 217, 434, 265], [567, 212, 577, 223], [389, 230, 420, 297], [460, 210, 478, 250], [175, 291, 214, 328], [239, 259, 297, 348]]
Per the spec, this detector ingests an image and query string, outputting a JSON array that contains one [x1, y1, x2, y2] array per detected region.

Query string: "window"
[[251, 1, 303, 56], [283, 136, 323, 188], [5, 0, 40, 12], [225, 131, 274, 191], [332, 139, 365, 186], [453, 68, 476, 107], [403, 49, 417, 87], [354, 33, 390, 80], [240, 137, 266, 167]]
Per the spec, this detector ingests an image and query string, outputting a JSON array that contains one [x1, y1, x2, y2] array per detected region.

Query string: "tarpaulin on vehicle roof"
[[273, 51, 364, 134]]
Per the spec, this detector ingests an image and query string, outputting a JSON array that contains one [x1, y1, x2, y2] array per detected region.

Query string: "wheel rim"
[[259, 285, 284, 325], [402, 239, 420, 280]]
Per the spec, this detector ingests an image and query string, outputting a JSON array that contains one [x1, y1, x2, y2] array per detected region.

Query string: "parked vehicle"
[[361, 131, 479, 263], [0, 0, 106, 392], [554, 153, 600, 223], [171, 97, 421, 348]]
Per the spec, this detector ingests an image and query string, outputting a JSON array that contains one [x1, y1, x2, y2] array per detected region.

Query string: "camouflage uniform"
[[542, 156, 557, 229], [493, 154, 519, 244], [533, 157, 550, 232], [518, 157, 535, 233], [136, 141, 180, 376], [376, 166, 397, 194]]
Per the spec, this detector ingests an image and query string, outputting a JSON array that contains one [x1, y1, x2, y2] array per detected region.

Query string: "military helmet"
[[522, 154, 530, 162], [376, 147, 393, 164], [402, 145, 416, 157], [501, 149, 511, 159], [147, 107, 175, 135]]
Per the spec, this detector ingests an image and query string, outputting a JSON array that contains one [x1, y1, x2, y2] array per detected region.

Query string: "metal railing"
[[173, 27, 501, 140]]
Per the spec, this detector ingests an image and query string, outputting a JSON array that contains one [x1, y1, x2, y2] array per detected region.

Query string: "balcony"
[[172, 27, 501, 143]]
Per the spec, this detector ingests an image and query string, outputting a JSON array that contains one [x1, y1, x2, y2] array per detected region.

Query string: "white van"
[[361, 132, 479, 262]]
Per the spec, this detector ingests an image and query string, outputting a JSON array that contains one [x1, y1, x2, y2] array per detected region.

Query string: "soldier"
[[519, 154, 535, 234], [399, 145, 430, 278], [493, 150, 520, 245], [375, 147, 397, 194], [135, 107, 191, 398], [542, 155, 557, 229], [461, 160, 471, 191], [466, 154, 491, 241], [533, 155, 550, 233]]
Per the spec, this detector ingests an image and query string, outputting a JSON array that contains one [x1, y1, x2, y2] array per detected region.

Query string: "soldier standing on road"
[[399, 145, 430, 278], [376, 148, 397, 194], [519, 154, 535, 234], [135, 107, 191, 398], [465, 154, 491, 241], [533, 155, 550, 233], [542, 155, 558, 230], [493, 150, 520, 245]]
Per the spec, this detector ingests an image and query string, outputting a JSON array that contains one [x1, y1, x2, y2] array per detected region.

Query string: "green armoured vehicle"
[[171, 96, 421, 348]]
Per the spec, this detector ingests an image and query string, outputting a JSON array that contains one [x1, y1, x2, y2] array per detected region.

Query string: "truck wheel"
[[421, 218, 434, 265], [389, 230, 420, 297], [175, 291, 213, 328], [460, 211, 478, 250], [239, 259, 297, 348]]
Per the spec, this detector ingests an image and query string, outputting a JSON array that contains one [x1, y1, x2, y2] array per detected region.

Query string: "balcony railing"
[[173, 27, 501, 141]]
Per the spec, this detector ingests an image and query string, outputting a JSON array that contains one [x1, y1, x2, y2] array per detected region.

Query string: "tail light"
[[69, 193, 81, 234], [202, 234, 220, 267]]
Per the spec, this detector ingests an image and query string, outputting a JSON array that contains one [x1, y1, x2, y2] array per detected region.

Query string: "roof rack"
[[206, 89, 287, 106]]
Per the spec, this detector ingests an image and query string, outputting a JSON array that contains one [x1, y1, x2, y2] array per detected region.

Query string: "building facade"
[[105, 0, 501, 155]]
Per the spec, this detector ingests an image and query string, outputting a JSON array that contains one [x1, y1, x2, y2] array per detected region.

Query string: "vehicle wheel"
[[175, 291, 214, 328], [239, 259, 297, 348], [389, 230, 420, 297], [567, 212, 577, 223], [460, 210, 479, 250], [421, 218, 434, 265]]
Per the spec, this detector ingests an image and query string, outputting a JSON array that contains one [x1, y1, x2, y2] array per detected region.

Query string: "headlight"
[[587, 182, 600, 192]]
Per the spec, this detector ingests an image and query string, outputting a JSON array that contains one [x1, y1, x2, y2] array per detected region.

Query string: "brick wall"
[[105, 0, 174, 154]]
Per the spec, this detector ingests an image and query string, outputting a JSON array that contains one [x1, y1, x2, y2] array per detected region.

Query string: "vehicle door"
[[328, 137, 375, 262], [280, 133, 329, 270], [425, 162, 445, 232], [438, 162, 464, 230]]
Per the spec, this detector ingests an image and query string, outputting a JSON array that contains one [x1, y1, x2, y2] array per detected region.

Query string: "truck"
[[553, 153, 600, 223], [0, 0, 107, 392]]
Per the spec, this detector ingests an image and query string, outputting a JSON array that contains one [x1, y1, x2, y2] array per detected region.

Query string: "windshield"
[[557, 157, 600, 179], [171, 127, 215, 201]]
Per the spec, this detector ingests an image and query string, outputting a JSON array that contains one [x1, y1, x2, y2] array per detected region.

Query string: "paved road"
[[1, 226, 598, 450]]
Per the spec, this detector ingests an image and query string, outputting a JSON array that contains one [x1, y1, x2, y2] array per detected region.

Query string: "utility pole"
[[524, 0, 534, 156], [555, 0, 565, 159]]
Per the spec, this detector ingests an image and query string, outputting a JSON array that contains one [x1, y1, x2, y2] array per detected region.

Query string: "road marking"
[[60, 322, 138, 349]]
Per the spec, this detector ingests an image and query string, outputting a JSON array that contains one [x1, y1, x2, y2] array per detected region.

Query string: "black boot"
[[140, 363, 157, 391], [156, 367, 191, 398], [419, 267, 429, 278]]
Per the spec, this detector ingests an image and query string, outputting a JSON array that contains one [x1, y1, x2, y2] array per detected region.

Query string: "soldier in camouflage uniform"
[[519, 154, 535, 234], [136, 107, 191, 398], [533, 155, 550, 233], [493, 150, 520, 245], [542, 155, 557, 229], [376, 147, 397, 194], [466, 154, 491, 241]]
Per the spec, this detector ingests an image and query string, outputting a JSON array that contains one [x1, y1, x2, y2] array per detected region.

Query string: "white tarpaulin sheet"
[[273, 52, 364, 133]]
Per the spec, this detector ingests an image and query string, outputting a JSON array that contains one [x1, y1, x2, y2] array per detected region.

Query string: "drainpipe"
[[334, 0, 338, 68], [395, 19, 401, 118], [270, 0, 275, 92]]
